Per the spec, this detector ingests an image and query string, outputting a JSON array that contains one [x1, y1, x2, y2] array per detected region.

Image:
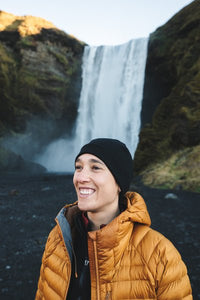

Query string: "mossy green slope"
[[134, 0, 200, 192], [0, 11, 85, 136], [141, 145, 200, 193]]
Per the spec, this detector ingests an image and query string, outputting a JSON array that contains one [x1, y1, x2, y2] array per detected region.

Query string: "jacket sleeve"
[[35, 260, 44, 299], [35, 226, 58, 300], [35, 224, 71, 300], [35, 237, 49, 300], [154, 237, 193, 299]]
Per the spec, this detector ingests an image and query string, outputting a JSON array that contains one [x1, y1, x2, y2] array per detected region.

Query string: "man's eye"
[[92, 165, 100, 170], [75, 165, 82, 170]]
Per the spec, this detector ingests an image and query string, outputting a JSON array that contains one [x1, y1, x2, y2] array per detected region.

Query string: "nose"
[[74, 167, 90, 182]]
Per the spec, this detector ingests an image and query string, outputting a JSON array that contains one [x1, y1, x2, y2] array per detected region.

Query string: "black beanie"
[[75, 138, 133, 195]]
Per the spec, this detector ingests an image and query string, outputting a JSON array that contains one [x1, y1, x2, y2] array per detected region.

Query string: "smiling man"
[[35, 138, 193, 300], [74, 154, 121, 230]]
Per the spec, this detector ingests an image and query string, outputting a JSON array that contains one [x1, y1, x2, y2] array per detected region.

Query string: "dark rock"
[[0, 145, 46, 173], [164, 193, 178, 200]]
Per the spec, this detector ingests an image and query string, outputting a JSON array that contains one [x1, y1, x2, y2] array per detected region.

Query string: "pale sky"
[[0, 0, 194, 46]]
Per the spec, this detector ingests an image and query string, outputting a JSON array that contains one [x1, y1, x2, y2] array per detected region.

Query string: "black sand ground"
[[0, 172, 199, 299]]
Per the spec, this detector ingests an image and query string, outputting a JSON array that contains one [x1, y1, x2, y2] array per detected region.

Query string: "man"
[[35, 138, 193, 299]]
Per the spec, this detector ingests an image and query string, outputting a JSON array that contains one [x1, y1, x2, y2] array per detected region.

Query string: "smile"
[[79, 188, 95, 195]]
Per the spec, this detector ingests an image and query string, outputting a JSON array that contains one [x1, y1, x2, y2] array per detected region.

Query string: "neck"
[[87, 205, 120, 231]]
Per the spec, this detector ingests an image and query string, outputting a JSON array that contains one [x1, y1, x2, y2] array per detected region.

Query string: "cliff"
[[134, 0, 200, 192], [0, 11, 85, 170], [0, 11, 84, 142]]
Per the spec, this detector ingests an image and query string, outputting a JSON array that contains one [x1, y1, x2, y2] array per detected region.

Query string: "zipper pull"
[[105, 291, 111, 299]]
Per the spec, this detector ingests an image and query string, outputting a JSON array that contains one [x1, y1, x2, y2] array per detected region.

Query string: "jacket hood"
[[122, 191, 151, 226]]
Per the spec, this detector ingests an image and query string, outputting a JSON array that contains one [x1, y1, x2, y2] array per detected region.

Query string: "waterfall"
[[74, 38, 149, 155], [35, 38, 149, 172]]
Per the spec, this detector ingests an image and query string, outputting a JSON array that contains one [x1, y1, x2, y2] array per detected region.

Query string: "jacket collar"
[[87, 191, 151, 238], [86, 192, 151, 282]]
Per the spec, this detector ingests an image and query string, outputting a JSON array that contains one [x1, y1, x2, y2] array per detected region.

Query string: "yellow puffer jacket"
[[35, 192, 192, 300]]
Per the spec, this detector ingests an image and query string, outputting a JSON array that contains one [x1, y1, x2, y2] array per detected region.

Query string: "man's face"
[[73, 153, 120, 214]]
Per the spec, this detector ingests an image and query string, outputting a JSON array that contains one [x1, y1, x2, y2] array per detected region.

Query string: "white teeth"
[[80, 188, 94, 195]]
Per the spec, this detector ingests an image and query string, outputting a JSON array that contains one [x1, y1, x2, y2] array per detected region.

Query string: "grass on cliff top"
[[141, 145, 200, 193], [0, 11, 56, 36]]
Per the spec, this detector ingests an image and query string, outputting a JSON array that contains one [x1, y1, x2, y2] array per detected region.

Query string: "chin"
[[78, 202, 96, 213], [78, 201, 88, 211]]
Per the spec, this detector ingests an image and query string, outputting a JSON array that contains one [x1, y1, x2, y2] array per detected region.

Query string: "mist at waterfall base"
[[35, 38, 149, 173]]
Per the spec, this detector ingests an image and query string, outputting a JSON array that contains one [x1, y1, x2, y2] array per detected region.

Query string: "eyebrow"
[[75, 157, 105, 165]]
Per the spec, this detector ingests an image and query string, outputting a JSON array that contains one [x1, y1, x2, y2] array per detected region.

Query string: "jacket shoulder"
[[131, 224, 182, 264]]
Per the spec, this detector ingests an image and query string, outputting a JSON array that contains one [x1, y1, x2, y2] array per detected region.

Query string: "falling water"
[[36, 38, 149, 172], [74, 38, 149, 154]]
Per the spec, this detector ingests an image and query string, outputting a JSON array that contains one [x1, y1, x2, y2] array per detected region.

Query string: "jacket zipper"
[[93, 240, 100, 300], [70, 241, 78, 278]]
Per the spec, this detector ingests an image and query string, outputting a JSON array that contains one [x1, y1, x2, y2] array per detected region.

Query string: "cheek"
[[99, 175, 119, 194], [110, 184, 120, 196], [73, 174, 77, 187]]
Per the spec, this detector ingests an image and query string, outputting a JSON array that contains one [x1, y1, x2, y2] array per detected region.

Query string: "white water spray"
[[36, 38, 149, 172]]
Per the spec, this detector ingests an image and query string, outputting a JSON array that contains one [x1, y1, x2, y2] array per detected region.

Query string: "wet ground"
[[0, 172, 199, 299]]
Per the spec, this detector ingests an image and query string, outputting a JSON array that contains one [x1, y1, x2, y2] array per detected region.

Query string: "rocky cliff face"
[[0, 11, 84, 142], [0, 11, 85, 171], [134, 0, 200, 191]]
